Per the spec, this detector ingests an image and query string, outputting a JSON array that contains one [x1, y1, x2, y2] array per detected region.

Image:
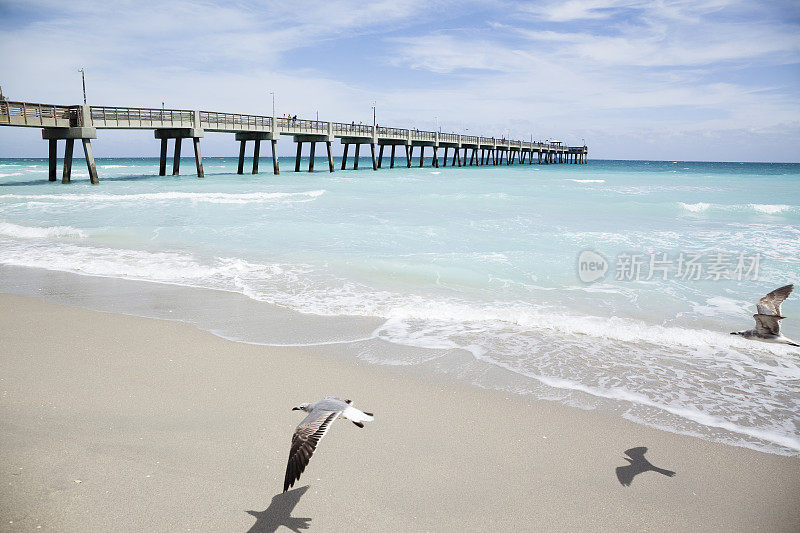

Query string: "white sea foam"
[[679, 202, 796, 215], [566, 179, 605, 183], [0, 221, 87, 239], [749, 203, 791, 214], [679, 202, 710, 212], [470, 351, 800, 452], [0, 190, 326, 205]]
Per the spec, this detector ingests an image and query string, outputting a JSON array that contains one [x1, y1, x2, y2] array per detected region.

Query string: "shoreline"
[[1, 293, 798, 531], [2, 263, 798, 458]]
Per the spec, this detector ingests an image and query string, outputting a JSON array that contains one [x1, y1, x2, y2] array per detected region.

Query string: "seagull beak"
[[292, 407, 300, 411]]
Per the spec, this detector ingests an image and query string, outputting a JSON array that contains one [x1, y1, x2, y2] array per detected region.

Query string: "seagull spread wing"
[[756, 284, 793, 316], [284, 408, 340, 492], [753, 313, 781, 336]]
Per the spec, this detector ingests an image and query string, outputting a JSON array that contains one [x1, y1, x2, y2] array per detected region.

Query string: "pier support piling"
[[62, 138, 74, 184], [354, 144, 360, 170], [326, 141, 334, 172], [341, 144, 349, 170], [419, 146, 424, 167], [443, 147, 448, 167], [308, 141, 316, 172], [172, 137, 183, 176], [81, 138, 99, 185], [252, 139, 260, 174], [390, 145, 396, 168], [371, 143, 377, 171], [271, 140, 280, 174], [295, 142, 302, 172], [48, 139, 57, 181], [238, 140, 246, 174], [193, 137, 204, 177], [378, 144, 384, 168], [405, 145, 411, 168], [173, 138, 182, 175], [159, 138, 167, 176], [433, 146, 438, 168]]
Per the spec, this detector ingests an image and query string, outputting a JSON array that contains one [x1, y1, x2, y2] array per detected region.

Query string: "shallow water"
[[1, 156, 799, 455]]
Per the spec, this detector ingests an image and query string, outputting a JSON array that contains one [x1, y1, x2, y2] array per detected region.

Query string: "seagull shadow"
[[616, 447, 676, 487], [245, 485, 312, 532]]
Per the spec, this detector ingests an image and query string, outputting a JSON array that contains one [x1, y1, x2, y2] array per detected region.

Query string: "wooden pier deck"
[[0, 100, 588, 184]]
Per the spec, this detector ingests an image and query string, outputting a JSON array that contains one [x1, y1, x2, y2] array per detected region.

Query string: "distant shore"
[[1, 293, 798, 531]]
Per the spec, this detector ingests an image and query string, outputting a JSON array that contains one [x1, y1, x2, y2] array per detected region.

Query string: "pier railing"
[[0, 100, 76, 127], [377, 126, 407, 138], [200, 110, 271, 131], [332, 122, 374, 136], [91, 106, 195, 128], [413, 130, 436, 142], [280, 117, 329, 134]]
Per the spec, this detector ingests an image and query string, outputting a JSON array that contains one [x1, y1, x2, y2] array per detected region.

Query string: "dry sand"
[[0, 293, 798, 532]]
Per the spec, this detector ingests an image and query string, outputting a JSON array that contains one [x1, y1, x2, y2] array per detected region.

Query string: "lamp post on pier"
[[78, 68, 86, 104], [269, 91, 275, 118], [371, 101, 376, 129]]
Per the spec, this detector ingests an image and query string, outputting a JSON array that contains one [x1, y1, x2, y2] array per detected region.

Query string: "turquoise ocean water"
[[1, 157, 799, 455]]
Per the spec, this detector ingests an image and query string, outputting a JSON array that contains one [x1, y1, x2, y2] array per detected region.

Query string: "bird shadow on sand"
[[245, 485, 312, 532], [616, 447, 676, 487]]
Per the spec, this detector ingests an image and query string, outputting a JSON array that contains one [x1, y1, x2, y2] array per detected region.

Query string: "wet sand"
[[1, 294, 798, 532]]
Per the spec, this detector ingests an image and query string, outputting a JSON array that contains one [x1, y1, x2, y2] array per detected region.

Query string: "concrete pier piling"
[[193, 137, 204, 177], [173, 138, 182, 175], [252, 139, 260, 174], [159, 139, 168, 176], [48, 139, 57, 181], [41, 116, 99, 184], [326, 141, 334, 172], [82, 138, 99, 184], [62, 138, 73, 184], [272, 140, 280, 174]]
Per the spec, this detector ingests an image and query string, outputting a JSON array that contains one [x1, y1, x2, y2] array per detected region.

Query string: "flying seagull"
[[615, 447, 675, 487], [731, 284, 798, 347], [284, 396, 374, 492]]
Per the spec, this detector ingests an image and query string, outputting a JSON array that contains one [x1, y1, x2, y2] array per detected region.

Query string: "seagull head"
[[292, 402, 312, 412]]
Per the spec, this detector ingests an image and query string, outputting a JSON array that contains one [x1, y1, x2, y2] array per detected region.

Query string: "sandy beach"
[[0, 293, 797, 532]]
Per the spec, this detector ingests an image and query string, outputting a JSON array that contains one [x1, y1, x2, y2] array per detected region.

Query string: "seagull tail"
[[342, 406, 374, 426]]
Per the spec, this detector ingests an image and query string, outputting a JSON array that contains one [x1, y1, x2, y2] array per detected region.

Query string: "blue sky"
[[1, 0, 799, 161]]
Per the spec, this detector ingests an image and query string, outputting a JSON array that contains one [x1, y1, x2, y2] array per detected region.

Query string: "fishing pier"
[[0, 101, 588, 184]]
